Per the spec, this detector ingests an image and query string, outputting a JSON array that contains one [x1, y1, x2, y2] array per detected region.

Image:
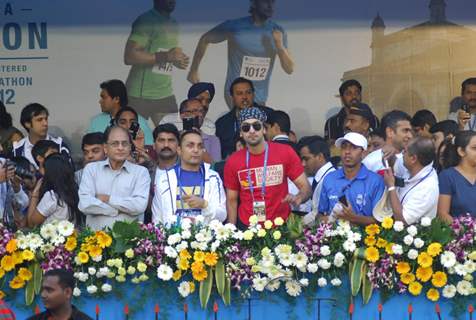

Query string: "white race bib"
[[152, 48, 173, 75], [239, 56, 270, 81]]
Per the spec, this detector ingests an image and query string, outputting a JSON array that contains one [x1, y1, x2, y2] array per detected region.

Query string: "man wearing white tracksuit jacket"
[[151, 130, 226, 225]]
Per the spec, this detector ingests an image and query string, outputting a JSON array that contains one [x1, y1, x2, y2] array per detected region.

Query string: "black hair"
[[411, 109, 437, 129], [229, 77, 255, 96], [369, 127, 384, 139], [20, 103, 49, 131], [297, 135, 330, 162], [44, 269, 75, 290], [11, 156, 36, 175], [31, 140, 59, 166], [153, 123, 180, 142], [115, 106, 138, 122], [406, 137, 435, 167], [179, 129, 202, 146], [100, 79, 128, 107], [179, 98, 201, 114], [339, 79, 362, 97], [429, 120, 458, 137], [380, 110, 412, 140], [267, 110, 291, 135], [40, 154, 82, 226], [441, 131, 476, 169], [461, 77, 476, 95], [81, 132, 105, 150], [0, 100, 13, 129]]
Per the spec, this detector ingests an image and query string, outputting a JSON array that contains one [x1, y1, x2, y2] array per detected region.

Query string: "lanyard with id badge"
[[246, 143, 269, 222]]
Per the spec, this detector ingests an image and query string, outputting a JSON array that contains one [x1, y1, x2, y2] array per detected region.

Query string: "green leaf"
[[32, 262, 42, 295], [199, 268, 213, 309], [25, 263, 40, 305], [430, 219, 452, 245], [222, 277, 231, 306], [350, 248, 366, 296], [215, 259, 225, 296], [361, 264, 373, 304], [112, 221, 142, 240], [287, 213, 303, 239]]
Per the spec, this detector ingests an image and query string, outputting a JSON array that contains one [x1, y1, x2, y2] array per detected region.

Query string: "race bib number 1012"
[[240, 56, 271, 81]]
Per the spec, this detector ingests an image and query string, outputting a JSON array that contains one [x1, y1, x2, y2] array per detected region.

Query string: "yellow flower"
[[204, 252, 218, 267], [417, 252, 433, 268], [178, 258, 190, 271], [179, 249, 192, 260], [125, 248, 134, 259], [365, 247, 379, 263], [248, 215, 258, 225], [264, 220, 273, 230], [189, 282, 195, 293], [5, 239, 17, 253], [426, 288, 440, 302], [243, 230, 254, 241], [364, 236, 376, 247], [365, 224, 380, 236], [194, 251, 205, 262], [137, 262, 147, 273], [257, 229, 266, 238], [431, 272, 447, 288], [396, 262, 411, 274], [118, 267, 126, 276], [89, 246, 102, 258], [376, 238, 387, 248], [191, 261, 204, 273], [468, 251, 476, 260], [0, 268, 5, 279], [427, 243, 442, 257], [272, 231, 281, 240], [400, 273, 415, 285], [192, 268, 208, 282], [273, 217, 284, 226], [385, 243, 394, 255], [172, 270, 182, 281], [1, 255, 15, 272], [0, 290, 5, 300], [96, 231, 112, 248], [382, 217, 393, 229], [12, 251, 23, 265], [22, 250, 35, 261], [9, 276, 25, 289], [408, 281, 422, 296], [416, 267, 433, 282], [65, 237, 77, 252], [18, 268, 32, 281], [246, 257, 256, 266], [77, 252, 89, 264]]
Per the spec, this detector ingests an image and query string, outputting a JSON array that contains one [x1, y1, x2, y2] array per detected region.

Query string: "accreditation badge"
[[253, 200, 266, 222]]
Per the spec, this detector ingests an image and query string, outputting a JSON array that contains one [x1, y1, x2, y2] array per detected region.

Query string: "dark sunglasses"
[[241, 122, 262, 133]]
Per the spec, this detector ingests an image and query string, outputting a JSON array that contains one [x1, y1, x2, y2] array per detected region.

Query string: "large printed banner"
[[1, 0, 476, 153]]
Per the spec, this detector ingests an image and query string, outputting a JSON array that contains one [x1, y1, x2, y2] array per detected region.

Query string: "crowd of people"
[[1, 75, 476, 234]]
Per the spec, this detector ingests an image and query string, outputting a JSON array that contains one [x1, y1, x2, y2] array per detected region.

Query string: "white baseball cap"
[[335, 132, 368, 150]]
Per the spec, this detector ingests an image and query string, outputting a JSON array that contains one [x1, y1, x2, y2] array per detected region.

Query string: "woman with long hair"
[[0, 101, 23, 153], [437, 130, 476, 223], [27, 153, 82, 227]]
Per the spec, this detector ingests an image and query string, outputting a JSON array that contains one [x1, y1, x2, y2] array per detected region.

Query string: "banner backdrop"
[[1, 0, 475, 154]]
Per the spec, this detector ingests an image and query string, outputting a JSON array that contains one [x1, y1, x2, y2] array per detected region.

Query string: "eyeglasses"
[[241, 122, 262, 133], [181, 108, 205, 116], [107, 141, 131, 148]]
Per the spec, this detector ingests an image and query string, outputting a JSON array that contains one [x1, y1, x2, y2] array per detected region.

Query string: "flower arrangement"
[[0, 214, 474, 310]]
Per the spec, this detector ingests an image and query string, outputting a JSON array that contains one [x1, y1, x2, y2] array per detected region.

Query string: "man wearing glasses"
[[79, 126, 151, 230], [224, 107, 311, 228]]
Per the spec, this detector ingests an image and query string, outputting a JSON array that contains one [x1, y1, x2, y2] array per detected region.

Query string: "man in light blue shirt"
[[187, 0, 294, 107], [79, 126, 150, 230], [319, 132, 384, 226], [87, 79, 153, 145]]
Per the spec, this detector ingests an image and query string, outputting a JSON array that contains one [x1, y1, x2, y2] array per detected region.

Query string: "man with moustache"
[[449, 78, 476, 131]]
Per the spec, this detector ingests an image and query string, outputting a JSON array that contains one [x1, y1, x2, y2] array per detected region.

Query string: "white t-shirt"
[[363, 149, 409, 179], [37, 191, 70, 224]]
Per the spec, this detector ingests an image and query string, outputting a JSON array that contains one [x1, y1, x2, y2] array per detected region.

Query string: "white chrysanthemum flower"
[[464, 260, 476, 274], [178, 281, 191, 297], [318, 277, 327, 287], [175, 241, 189, 252], [86, 285, 98, 294], [294, 252, 308, 269], [215, 227, 230, 241], [50, 234, 65, 246], [299, 278, 309, 287], [406, 225, 418, 237], [343, 240, 356, 252], [57, 220, 75, 237], [167, 233, 182, 245], [181, 230, 191, 240], [317, 258, 331, 270], [331, 278, 342, 287], [265, 280, 281, 292], [88, 267, 96, 275], [413, 238, 424, 249], [454, 264, 467, 276], [320, 245, 331, 257], [233, 230, 244, 240], [442, 285, 456, 299], [40, 223, 56, 240], [252, 276, 268, 292], [407, 249, 418, 260], [92, 255, 102, 262], [164, 246, 178, 258], [261, 254, 276, 268], [73, 287, 81, 297], [392, 244, 403, 255], [211, 240, 221, 252], [307, 263, 318, 273], [181, 218, 192, 230], [440, 251, 457, 268], [333, 252, 345, 268], [101, 283, 112, 292], [285, 281, 302, 297], [420, 217, 432, 227], [393, 221, 404, 232], [157, 264, 173, 281], [456, 280, 472, 296], [403, 235, 414, 246], [195, 215, 205, 224]]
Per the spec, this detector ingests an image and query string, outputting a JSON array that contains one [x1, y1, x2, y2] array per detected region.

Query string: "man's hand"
[[272, 29, 284, 50], [133, 129, 145, 149], [96, 194, 110, 204], [187, 70, 200, 84], [457, 109, 471, 130], [182, 194, 206, 209], [0, 163, 8, 183], [334, 204, 357, 223], [167, 47, 189, 69], [383, 167, 396, 188], [282, 193, 304, 207]]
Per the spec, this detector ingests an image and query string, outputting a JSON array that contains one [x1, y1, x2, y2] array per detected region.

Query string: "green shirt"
[[125, 9, 178, 100]]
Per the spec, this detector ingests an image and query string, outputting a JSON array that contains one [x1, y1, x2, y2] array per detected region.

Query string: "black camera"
[[129, 122, 140, 140], [182, 116, 200, 131], [5, 160, 34, 180], [462, 104, 470, 113]]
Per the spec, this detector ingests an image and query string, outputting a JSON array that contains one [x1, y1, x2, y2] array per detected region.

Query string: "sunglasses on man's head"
[[241, 122, 262, 133]]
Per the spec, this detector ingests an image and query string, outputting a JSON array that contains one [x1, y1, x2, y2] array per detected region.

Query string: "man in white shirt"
[[383, 137, 438, 225], [297, 136, 335, 225], [363, 110, 413, 178], [79, 126, 150, 230], [448, 78, 476, 131], [152, 130, 226, 225]]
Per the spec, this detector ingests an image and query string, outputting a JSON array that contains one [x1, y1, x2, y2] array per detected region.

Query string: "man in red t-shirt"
[[0, 299, 16, 320], [224, 107, 311, 227]]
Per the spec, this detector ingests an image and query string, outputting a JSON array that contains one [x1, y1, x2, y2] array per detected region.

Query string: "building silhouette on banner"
[[342, 0, 476, 119]]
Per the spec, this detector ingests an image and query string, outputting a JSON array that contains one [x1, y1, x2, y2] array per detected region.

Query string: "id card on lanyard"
[[176, 165, 205, 219], [246, 143, 269, 222]]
